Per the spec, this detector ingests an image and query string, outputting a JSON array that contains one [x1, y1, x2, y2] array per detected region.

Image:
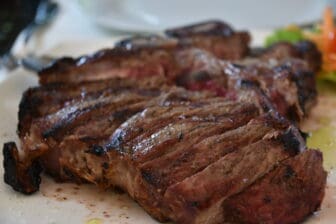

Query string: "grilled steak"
[[3, 20, 326, 224], [253, 41, 322, 73], [3, 81, 326, 223], [117, 20, 251, 60], [38, 47, 317, 123], [37, 21, 320, 123]]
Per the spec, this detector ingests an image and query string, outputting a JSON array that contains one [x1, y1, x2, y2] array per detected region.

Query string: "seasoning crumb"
[[178, 132, 184, 141], [57, 196, 67, 201], [119, 213, 129, 219]]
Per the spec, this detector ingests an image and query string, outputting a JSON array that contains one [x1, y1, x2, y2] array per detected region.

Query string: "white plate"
[[78, 0, 329, 32], [0, 33, 336, 224]]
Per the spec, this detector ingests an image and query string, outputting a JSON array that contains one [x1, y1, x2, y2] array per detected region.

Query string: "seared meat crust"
[[2, 20, 326, 224], [3, 82, 326, 223], [38, 22, 319, 122]]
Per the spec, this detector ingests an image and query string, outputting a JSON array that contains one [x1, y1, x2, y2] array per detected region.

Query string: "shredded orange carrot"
[[323, 6, 334, 38], [306, 6, 336, 73], [323, 7, 336, 53]]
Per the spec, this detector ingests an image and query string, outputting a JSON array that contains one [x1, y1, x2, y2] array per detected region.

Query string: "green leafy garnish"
[[265, 27, 305, 47]]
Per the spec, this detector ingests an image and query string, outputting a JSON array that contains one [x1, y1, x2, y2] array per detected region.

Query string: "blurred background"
[[78, 0, 336, 31], [1, 0, 336, 61]]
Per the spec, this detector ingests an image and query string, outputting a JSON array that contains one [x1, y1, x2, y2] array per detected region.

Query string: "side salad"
[[265, 6, 336, 83]]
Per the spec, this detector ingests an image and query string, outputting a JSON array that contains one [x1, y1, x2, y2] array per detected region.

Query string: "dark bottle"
[[0, 0, 41, 54]]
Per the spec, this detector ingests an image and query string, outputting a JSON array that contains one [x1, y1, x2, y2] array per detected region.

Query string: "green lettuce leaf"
[[265, 28, 305, 47]]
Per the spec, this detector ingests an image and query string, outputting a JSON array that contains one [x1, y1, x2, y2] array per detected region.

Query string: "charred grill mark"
[[133, 123, 222, 164], [178, 132, 184, 141], [292, 70, 317, 114], [42, 104, 96, 138], [140, 118, 272, 190], [135, 88, 162, 97], [41, 94, 149, 140], [67, 107, 146, 148], [118, 102, 258, 157], [223, 57, 317, 121], [142, 170, 161, 188], [108, 101, 225, 154], [284, 165, 296, 179], [18, 90, 44, 136], [279, 127, 305, 155], [163, 138, 294, 220], [79, 136, 100, 143], [238, 79, 259, 88], [273, 64, 291, 73], [263, 195, 272, 204], [102, 162, 109, 169], [236, 80, 277, 114], [112, 109, 133, 121], [85, 145, 106, 156], [139, 108, 263, 189], [18, 83, 163, 145], [62, 167, 81, 182], [3, 142, 42, 194], [191, 71, 211, 82]]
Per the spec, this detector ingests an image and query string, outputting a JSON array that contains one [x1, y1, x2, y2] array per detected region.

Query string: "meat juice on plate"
[[308, 123, 336, 170], [302, 83, 336, 222], [303, 83, 336, 171]]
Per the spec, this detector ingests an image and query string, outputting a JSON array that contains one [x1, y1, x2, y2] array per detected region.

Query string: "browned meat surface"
[[173, 48, 318, 122], [38, 47, 180, 85], [165, 20, 235, 37], [3, 83, 326, 223], [117, 20, 251, 60], [37, 21, 320, 122], [254, 41, 322, 73], [17, 76, 169, 138], [38, 46, 317, 123], [38, 21, 250, 85], [2, 20, 326, 224], [220, 150, 326, 224]]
